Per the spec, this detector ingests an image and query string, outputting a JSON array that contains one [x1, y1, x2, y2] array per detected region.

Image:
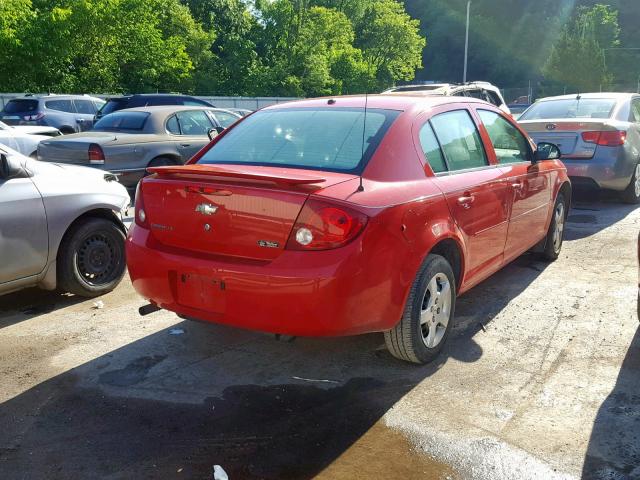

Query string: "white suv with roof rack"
[[383, 82, 511, 115]]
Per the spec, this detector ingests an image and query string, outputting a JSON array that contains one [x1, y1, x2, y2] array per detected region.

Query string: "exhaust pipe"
[[139, 303, 161, 316]]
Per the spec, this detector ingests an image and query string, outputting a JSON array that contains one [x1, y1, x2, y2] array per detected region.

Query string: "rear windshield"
[[3, 99, 39, 113], [520, 98, 617, 120], [93, 111, 149, 131], [98, 98, 128, 117], [197, 107, 400, 174]]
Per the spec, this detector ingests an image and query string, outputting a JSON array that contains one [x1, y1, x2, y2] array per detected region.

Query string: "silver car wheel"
[[553, 202, 565, 253], [634, 164, 640, 198], [420, 273, 452, 348]]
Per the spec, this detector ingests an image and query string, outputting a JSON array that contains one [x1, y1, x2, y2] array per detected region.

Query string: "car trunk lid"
[[140, 164, 355, 261], [519, 119, 620, 159]]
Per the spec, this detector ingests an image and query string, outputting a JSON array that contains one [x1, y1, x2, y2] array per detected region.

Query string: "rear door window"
[[74, 99, 96, 114], [45, 99, 76, 113], [478, 110, 531, 164], [210, 111, 239, 128], [419, 122, 447, 173], [430, 110, 488, 171], [175, 110, 214, 136]]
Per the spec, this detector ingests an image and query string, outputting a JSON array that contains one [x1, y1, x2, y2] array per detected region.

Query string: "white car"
[[0, 144, 130, 297], [383, 81, 511, 115], [0, 122, 52, 158], [0, 120, 61, 137]]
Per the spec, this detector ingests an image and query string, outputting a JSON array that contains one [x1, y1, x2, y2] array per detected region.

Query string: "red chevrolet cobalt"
[[127, 95, 570, 364]]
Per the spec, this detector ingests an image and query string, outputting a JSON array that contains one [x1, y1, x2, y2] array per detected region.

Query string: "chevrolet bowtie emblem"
[[195, 203, 218, 216]]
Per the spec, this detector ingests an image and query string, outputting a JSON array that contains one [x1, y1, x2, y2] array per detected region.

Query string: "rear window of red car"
[[197, 107, 400, 174]]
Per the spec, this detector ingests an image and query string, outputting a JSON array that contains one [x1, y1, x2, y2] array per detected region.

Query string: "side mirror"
[[0, 153, 21, 180], [534, 142, 561, 163], [207, 128, 218, 141]]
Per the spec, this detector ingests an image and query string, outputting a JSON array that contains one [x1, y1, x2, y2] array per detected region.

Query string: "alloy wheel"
[[420, 273, 452, 348], [553, 202, 565, 253]]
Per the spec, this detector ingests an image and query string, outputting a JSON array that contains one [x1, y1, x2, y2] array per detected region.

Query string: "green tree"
[[543, 4, 619, 92]]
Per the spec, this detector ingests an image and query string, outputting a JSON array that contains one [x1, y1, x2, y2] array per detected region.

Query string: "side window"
[[478, 110, 531, 164], [630, 99, 640, 123], [419, 122, 447, 173], [211, 111, 239, 129], [74, 100, 95, 114], [45, 99, 75, 113], [485, 91, 503, 107], [175, 110, 214, 136], [166, 115, 181, 135], [430, 110, 488, 171]]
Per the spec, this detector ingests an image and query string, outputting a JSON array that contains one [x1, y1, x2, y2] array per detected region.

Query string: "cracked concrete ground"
[[0, 196, 638, 479]]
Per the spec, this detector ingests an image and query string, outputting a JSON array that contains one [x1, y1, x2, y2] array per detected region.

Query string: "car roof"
[[115, 105, 238, 116], [537, 92, 636, 102], [262, 94, 492, 111], [107, 93, 197, 100], [9, 94, 103, 101]]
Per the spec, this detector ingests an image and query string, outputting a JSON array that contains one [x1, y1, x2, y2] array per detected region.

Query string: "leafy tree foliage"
[[0, 0, 425, 95]]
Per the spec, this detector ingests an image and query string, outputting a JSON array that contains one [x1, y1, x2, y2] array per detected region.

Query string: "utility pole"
[[463, 1, 470, 83]]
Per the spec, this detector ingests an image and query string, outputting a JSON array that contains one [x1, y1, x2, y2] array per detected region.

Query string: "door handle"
[[457, 193, 475, 209], [180, 143, 192, 147]]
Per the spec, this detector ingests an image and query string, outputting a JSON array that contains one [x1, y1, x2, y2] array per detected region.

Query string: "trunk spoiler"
[[147, 164, 327, 186]]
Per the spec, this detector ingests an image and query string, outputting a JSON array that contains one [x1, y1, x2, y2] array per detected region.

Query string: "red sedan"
[[126, 95, 571, 364]]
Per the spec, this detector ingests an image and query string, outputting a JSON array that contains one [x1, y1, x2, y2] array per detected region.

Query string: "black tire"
[[541, 193, 567, 261], [384, 254, 456, 364], [621, 163, 640, 204], [57, 218, 126, 297]]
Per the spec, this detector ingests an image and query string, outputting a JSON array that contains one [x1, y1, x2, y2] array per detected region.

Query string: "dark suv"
[[0, 94, 105, 134], [95, 94, 213, 121]]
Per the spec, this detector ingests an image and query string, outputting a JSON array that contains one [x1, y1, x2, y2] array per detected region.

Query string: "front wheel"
[[622, 163, 640, 204], [384, 254, 456, 364], [541, 193, 567, 261], [57, 218, 126, 297]]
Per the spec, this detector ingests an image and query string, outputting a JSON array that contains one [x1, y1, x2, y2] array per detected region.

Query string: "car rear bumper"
[[126, 224, 407, 337], [563, 145, 636, 191]]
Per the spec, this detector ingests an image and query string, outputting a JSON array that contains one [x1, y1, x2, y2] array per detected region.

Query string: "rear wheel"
[[541, 193, 566, 261], [622, 163, 640, 204], [384, 254, 456, 364], [148, 156, 175, 169], [58, 218, 126, 297]]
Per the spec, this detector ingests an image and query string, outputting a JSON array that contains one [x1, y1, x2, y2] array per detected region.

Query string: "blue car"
[[519, 93, 640, 203], [0, 94, 105, 134]]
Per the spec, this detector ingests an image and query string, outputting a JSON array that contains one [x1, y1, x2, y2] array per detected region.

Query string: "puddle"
[[315, 421, 456, 479]]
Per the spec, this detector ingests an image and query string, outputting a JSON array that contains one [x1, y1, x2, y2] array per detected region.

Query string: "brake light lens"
[[134, 182, 148, 228], [88, 143, 105, 165], [286, 199, 368, 250], [581, 130, 627, 147]]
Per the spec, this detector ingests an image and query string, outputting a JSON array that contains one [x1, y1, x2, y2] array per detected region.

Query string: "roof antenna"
[[357, 92, 368, 193]]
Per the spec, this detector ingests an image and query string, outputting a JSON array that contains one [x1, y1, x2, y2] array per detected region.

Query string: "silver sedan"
[[37, 106, 241, 188], [519, 92, 640, 203], [0, 144, 130, 297]]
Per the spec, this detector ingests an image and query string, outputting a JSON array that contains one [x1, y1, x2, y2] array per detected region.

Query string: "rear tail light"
[[286, 199, 368, 251], [581, 130, 627, 147], [88, 143, 105, 165], [134, 182, 149, 228], [24, 112, 45, 121]]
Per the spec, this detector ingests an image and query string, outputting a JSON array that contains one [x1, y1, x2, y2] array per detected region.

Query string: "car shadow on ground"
[[565, 189, 638, 241], [581, 327, 640, 480], [0, 252, 551, 480], [0, 288, 86, 329]]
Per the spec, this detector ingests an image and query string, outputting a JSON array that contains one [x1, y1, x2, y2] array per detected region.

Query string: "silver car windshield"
[[520, 98, 617, 120]]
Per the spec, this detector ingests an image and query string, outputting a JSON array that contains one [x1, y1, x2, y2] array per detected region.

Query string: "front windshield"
[[93, 111, 149, 131], [197, 107, 400, 174], [519, 98, 618, 120]]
